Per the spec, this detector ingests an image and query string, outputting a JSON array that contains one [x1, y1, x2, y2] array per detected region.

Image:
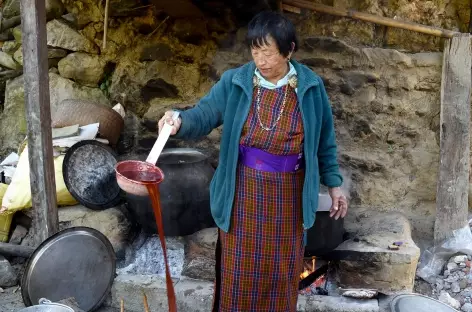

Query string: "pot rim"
[[158, 148, 209, 165], [115, 160, 165, 186]]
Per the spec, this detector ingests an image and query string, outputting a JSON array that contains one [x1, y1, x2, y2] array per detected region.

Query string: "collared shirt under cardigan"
[[174, 60, 343, 232]]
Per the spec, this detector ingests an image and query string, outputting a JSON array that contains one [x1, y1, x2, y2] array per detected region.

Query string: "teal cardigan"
[[174, 60, 343, 232]]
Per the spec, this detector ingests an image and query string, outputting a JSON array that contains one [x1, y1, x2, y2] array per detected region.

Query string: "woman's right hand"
[[158, 111, 182, 135]]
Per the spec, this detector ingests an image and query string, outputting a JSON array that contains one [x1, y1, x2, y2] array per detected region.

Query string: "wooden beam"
[[282, 4, 301, 14], [20, 0, 58, 246], [0, 242, 35, 258], [102, 0, 110, 50], [282, 0, 460, 38], [434, 34, 471, 244]]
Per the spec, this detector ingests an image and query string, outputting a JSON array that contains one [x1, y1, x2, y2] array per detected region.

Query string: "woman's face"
[[251, 36, 291, 83]]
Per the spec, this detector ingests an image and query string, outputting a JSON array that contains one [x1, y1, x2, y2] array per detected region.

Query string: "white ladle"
[[146, 111, 180, 165]]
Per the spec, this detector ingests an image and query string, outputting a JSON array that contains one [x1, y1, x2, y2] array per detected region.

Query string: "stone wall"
[[292, 0, 470, 52], [0, 0, 468, 243]]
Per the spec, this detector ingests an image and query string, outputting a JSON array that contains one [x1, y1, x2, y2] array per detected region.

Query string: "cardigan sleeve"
[[173, 72, 229, 140], [316, 77, 343, 188]]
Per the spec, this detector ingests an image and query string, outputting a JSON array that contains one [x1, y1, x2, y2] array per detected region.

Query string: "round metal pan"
[[63, 140, 122, 210], [21, 227, 116, 312], [390, 293, 459, 312]]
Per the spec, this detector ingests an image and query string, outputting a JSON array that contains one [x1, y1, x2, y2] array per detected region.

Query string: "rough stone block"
[[8, 224, 28, 245], [182, 227, 217, 281], [108, 274, 213, 312], [0, 256, 18, 287], [58, 205, 132, 257], [332, 212, 420, 294], [305, 295, 379, 312], [58, 53, 107, 87]]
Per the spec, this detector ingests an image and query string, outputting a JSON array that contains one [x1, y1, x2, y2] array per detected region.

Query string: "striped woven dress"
[[214, 70, 305, 312]]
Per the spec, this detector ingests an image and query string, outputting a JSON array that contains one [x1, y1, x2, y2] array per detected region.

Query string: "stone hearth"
[[95, 211, 418, 312], [0, 207, 417, 312], [333, 212, 420, 294]]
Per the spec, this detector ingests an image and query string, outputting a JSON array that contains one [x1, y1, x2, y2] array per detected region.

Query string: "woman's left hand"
[[328, 187, 348, 220]]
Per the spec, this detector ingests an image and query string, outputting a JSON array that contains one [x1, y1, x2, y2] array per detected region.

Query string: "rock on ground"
[[46, 19, 99, 54], [2, 41, 20, 55], [428, 252, 472, 311], [0, 51, 20, 70], [181, 256, 215, 281], [0, 256, 17, 287], [58, 205, 132, 257], [438, 291, 461, 310], [58, 53, 107, 87], [462, 303, 472, 312], [334, 212, 420, 294], [0, 75, 28, 156], [181, 227, 217, 281], [12, 47, 68, 66], [8, 225, 28, 245], [48, 72, 110, 110]]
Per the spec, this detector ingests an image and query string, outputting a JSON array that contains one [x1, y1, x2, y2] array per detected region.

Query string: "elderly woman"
[[158, 10, 348, 312]]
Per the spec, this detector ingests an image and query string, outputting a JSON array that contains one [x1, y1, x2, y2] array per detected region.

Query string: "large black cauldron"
[[125, 148, 216, 236]]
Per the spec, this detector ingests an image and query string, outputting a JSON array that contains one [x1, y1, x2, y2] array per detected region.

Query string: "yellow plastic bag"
[[0, 183, 12, 242], [1, 146, 78, 213]]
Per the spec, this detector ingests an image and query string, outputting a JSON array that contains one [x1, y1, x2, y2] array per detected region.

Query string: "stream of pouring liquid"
[[146, 183, 177, 312]]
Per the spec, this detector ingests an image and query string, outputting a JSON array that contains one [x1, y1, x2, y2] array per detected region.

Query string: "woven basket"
[[51, 99, 124, 146]]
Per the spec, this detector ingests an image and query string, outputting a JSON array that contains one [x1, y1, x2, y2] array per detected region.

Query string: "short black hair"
[[246, 11, 299, 57]]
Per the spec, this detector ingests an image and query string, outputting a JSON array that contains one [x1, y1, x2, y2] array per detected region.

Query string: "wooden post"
[[20, 0, 58, 246], [434, 34, 472, 244]]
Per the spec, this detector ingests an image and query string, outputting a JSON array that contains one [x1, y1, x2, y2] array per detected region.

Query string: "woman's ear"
[[287, 42, 296, 60]]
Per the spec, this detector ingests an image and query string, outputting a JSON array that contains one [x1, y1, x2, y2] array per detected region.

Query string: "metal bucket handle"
[[38, 298, 75, 312]]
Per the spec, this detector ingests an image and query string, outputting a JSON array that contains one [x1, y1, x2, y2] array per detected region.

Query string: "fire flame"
[[300, 257, 316, 279], [299, 257, 327, 295]]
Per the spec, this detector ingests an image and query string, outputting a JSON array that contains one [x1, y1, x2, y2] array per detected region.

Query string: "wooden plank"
[[102, 0, 110, 50], [0, 242, 35, 258], [434, 34, 472, 244], [20, 0, 58, 247], [282, 4, 301, 14], [283, 0, 460, 38]]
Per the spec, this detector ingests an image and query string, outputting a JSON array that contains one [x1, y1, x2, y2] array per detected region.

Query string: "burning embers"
[[298, 257, 330, 295]]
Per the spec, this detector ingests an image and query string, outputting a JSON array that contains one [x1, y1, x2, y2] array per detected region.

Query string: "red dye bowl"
[[115, 160, 164, 196]]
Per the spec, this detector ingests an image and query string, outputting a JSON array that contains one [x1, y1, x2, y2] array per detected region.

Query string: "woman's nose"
[[254, 57, 266, 67]]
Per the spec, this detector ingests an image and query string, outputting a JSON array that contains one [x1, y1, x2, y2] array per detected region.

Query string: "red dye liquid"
[[120, 171, 162, 183], [121, 167, 176, 311], [146, 183, 177, 312]]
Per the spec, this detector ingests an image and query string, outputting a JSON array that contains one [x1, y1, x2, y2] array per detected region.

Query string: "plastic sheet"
[[417, 225, 472, 283]]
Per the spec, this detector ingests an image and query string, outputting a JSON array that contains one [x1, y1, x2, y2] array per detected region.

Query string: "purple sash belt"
[[238, 145, 304, 173]]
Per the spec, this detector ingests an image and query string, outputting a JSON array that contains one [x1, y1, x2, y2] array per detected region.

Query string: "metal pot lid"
[[63, 140, 121, 210], [21, 227, 116, 312], [390, 293, 459, 312]]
